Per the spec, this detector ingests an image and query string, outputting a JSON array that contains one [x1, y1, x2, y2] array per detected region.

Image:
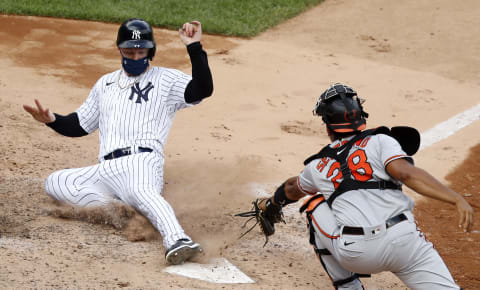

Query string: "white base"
[[163, 258, 255, 284]]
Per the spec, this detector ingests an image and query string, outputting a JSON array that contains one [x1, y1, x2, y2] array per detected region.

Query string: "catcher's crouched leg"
[[302, 195, 364, 290]]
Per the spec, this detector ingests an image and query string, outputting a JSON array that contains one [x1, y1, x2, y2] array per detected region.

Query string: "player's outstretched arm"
[[386, 158, 474, 232], [23, 99, 56, 124], [23, 98, 88, 137]]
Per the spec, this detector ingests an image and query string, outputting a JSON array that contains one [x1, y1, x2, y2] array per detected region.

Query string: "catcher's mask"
[[117, 18, 156, 60], [313, 83, 369, 133]]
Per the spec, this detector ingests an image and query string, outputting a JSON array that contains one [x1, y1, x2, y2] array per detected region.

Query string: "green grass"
[[0, 0, 323, 37]]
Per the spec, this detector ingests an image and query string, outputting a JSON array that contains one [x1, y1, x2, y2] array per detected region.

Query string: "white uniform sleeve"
[[164, 69, 194, 112], [75, 79, 101, 134], [298, 162, 320, 195], [377, 134, 411, 167]]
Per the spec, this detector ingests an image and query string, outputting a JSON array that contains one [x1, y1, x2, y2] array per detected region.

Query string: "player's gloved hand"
[[235, 198, 285, 246], [258, 198, 284, 225]]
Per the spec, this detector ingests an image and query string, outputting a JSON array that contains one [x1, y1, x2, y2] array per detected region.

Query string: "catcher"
[[237, 83, 474, 289]]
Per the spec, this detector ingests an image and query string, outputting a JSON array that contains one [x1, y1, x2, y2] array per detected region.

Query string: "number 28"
[[326, 149, 373, 189]]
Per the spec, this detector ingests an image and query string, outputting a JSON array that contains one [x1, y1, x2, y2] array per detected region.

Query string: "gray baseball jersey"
[[299, 134, 414, 227], [298, 133, 459, 289]]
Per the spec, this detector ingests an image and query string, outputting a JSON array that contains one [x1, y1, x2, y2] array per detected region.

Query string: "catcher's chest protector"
[[304, 127, 416, 208]]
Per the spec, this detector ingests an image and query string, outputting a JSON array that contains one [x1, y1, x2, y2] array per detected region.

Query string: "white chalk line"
[[419, 103, 480, 151]]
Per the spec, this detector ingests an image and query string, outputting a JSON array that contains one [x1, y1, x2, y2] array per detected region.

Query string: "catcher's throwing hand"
[[179, 21, 202, 45], [456, 197, 474, 232], [23, 99, 55, 124], [235, 198, 285, 246]]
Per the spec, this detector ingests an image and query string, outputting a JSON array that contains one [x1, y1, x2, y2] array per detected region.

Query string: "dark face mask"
[[122, 56, 149, 76]]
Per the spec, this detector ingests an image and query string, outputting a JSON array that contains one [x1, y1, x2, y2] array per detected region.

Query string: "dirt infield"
[[1, 0, 479, 289]]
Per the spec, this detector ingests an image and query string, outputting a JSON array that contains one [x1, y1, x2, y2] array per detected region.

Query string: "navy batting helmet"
[[313, 83, 369, 133], [117, 18, 156, 60]]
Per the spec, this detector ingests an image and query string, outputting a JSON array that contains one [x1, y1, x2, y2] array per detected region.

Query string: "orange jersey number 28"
[[326, 149, 373, 189]]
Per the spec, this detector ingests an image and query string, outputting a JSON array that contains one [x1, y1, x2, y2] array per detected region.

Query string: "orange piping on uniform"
[[296, 176, 316, 195], [312, 216, 339, 239], [384, 154, 409, 166]]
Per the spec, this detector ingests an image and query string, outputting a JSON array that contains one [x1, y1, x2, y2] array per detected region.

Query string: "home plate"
[[163, 258, 255, 284]]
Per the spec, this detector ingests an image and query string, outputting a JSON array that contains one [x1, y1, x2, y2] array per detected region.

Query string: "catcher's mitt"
[[235, 198, 285, 246]]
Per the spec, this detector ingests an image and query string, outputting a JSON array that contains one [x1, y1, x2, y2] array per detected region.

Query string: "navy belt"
[[342, 213, 408, 235], [104, 147, 152, 160]]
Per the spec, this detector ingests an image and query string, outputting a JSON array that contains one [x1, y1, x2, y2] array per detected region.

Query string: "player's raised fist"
[[179, 21, 202, 45]]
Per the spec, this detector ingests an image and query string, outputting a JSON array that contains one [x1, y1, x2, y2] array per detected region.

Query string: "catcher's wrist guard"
[[273, 183, 296, 207]]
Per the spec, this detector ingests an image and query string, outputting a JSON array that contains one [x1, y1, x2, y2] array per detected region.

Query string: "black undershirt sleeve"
[[46, 112, 88, 137], [184, 42, 214, 103]]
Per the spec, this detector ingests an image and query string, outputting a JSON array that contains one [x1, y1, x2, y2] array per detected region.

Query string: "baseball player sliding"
[[244, 84, 474, 289], [23, 18, 212, 265]]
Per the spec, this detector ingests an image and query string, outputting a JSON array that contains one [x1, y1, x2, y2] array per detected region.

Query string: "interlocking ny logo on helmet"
[[313, 83, 369, 133], [132, 30, 141, 40], [117, 18, 156, 60]]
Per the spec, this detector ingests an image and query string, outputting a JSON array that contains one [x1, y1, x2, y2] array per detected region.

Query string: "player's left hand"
[[179, 21, 202, 45]]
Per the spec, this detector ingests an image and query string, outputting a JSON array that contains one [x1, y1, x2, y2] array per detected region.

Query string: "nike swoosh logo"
[[344, 241, 355, 246], [106, 82, 114, 86], [337, 147, 347, 155]]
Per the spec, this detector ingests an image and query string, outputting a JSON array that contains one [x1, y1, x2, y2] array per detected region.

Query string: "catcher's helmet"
[[313, 83, 369, 133], [117, 18, 156, 60]]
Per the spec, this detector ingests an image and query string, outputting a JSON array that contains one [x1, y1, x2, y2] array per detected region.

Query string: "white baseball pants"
[[45, 151, 190, 248]]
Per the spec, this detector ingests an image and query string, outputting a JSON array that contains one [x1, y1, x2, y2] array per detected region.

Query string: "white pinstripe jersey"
[[76, 67, 196, 161], [298, 133, 415, 227]]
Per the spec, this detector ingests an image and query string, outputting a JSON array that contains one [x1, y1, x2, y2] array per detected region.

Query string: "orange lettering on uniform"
[[316, 160, 326, 172], [327, 162, 342, 189], [360, 137, 371, 148], [316, 157, 331, 173]]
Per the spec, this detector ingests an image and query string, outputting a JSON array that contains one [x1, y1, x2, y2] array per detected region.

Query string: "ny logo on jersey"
[[132, 30, 141, 40], [129, 82, 154, 104]]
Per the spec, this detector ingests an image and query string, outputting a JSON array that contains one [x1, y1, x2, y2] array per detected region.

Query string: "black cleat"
[[165, 239, 202, 265]]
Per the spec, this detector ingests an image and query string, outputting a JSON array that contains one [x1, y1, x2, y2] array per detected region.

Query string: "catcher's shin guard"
[[301, 195, 364, 290], [313, 239, 364, 289]]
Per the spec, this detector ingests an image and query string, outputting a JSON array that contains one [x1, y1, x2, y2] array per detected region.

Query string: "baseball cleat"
[[165, 239, 202, 265]]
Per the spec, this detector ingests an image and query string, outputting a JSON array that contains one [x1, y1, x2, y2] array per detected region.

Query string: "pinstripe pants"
[[45, 151, 190, 248]]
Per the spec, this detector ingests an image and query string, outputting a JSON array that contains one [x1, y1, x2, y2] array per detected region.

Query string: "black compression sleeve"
[[273, 182, 297, 207], [46, 112, 88, 137], [184, 42, 214, 103]]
